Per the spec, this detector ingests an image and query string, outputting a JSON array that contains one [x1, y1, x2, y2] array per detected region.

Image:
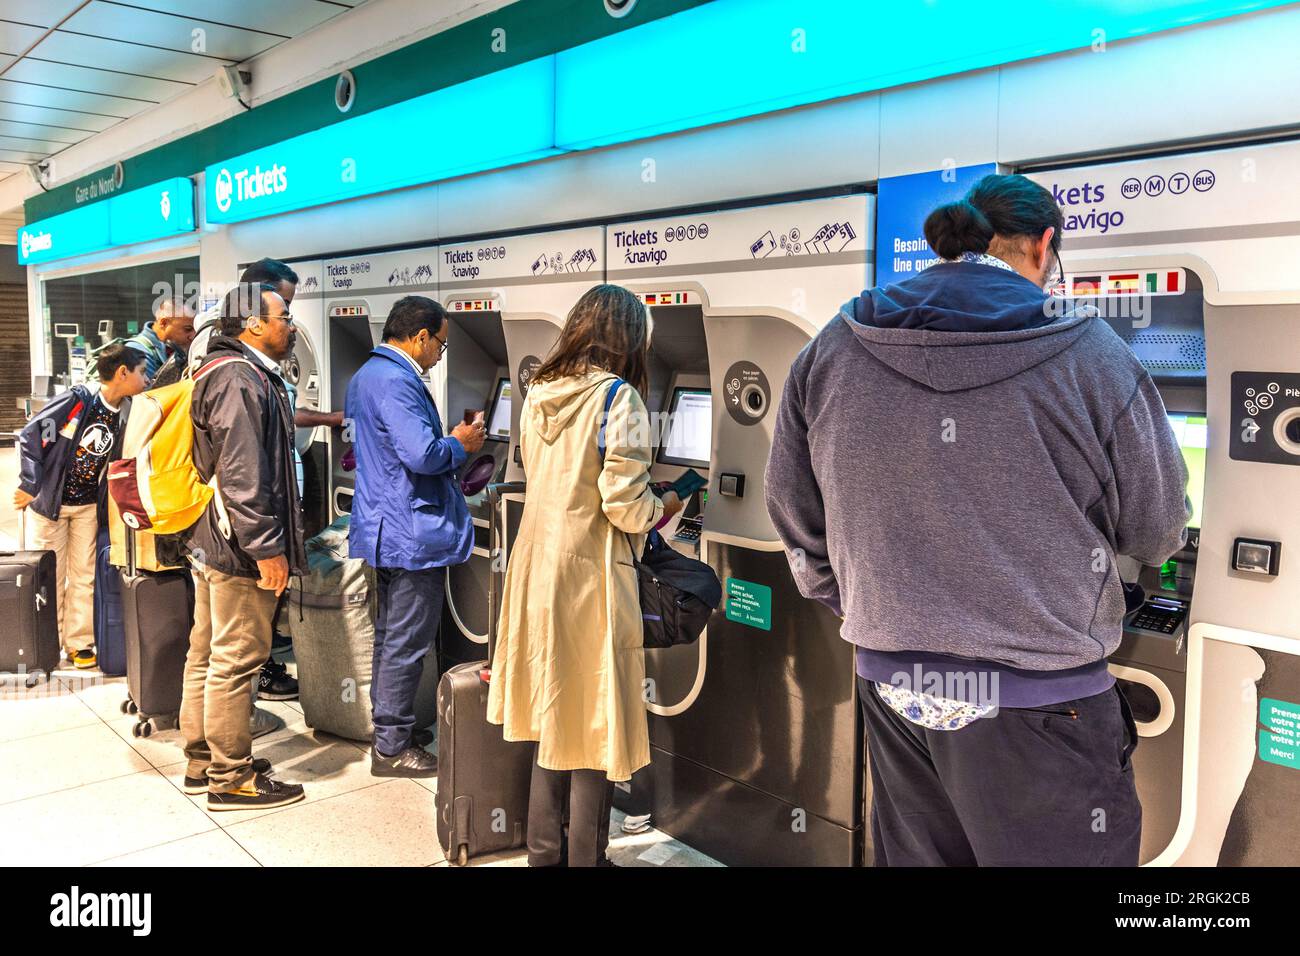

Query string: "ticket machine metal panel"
[[606, 195, 873, 867], [435, 226, 603, 668], [1068, 253, 1300, 867], [320, 246, 440, 519]]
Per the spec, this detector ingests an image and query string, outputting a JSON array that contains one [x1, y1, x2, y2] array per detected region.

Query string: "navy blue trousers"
[[860, 676, 1142, 866], [372, 565, 445, 756]]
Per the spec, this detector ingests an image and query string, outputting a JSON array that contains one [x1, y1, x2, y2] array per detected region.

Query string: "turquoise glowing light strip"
[[554, 0, 1294, 149], [18, 177, 195, 265], [203, 58, 558, 224]]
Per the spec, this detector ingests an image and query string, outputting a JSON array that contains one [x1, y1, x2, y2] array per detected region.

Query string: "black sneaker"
[[183, 758, 272, 795], [413, 728, 434, 748], [371, 745, 438, 778], [207, 772, 304, 812], [257, 659, 299, 701]]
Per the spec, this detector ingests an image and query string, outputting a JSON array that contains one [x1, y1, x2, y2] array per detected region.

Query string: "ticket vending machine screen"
[[486, 376, 512, 441], [1167, 412, 1206, 529], [658, 388, 712, 469]]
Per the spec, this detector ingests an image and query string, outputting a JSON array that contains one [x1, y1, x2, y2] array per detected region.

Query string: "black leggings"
[[527, 752, 616, 867]]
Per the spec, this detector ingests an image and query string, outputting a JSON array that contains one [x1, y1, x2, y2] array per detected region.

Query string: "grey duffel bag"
[[288, 517, 436, 742]]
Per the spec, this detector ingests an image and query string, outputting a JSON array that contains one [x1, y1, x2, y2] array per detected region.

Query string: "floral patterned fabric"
[[873, 681, 996, 732]]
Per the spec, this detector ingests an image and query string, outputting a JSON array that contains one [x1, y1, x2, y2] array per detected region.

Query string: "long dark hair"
[[533, 284, 649, 396], [923, 173, 1064, 261]]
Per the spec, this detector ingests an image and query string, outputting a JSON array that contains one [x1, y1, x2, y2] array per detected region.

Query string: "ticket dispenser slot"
[[327, 301, 375, 519], [442, 307, 511, 651]]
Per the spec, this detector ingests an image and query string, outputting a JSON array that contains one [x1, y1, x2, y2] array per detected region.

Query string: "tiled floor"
[[0, 667, 721, 868]]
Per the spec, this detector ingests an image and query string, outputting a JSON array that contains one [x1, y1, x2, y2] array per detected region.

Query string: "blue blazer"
[[345, 346, 472, 571]]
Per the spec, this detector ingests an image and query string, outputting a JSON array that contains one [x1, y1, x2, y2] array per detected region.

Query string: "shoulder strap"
[[193, 355, 272, 398], [596, 377, 625, 460]]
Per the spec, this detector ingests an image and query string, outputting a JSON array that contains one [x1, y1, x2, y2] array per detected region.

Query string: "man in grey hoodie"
[[766, 174, 1190, 866]]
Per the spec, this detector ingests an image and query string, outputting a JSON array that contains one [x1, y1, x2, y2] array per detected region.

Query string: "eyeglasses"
[[258, 312, 296, 326], [1045, 249, 1065, 293], [433, 335, 448, 357]]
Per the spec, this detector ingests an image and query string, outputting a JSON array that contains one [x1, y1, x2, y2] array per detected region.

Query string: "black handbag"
[[628, 530, 721, 648], [597, 376, 721, 647]]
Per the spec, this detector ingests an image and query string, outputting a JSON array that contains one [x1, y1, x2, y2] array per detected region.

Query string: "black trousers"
[[860, 676, 1142, 866], [527, 752, 616, 867]]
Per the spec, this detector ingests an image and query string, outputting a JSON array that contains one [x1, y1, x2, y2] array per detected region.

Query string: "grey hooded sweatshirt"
[[765, 260, 1190, 704]]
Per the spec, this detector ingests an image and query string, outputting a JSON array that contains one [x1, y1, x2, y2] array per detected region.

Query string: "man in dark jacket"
[[180, 282, 307, 811], [766, 174, 1191, 866], [13, 343, 148, 669]]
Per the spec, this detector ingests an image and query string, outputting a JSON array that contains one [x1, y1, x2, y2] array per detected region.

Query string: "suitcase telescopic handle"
[[484, 481, 526, 667]]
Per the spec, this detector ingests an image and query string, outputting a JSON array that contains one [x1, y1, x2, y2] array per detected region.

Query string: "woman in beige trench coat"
[[487, 284, 683, 867]]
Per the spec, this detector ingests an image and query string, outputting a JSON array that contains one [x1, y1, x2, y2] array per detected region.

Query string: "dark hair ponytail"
[[923, 174, 1063, 260]]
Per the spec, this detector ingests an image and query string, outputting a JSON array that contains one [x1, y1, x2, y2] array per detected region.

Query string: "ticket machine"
[[432, 226, 604, 669], [319, 247, 440, 519], [1052, 262, 1206, 864], [606, 194, 874, 866]]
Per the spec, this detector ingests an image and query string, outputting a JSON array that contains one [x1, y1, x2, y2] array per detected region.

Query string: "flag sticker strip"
[[1067, 269, 1184, 297]]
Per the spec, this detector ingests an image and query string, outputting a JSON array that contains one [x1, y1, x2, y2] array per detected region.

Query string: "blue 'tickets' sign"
[[874, 163, 996, 286], [203, 58, 557, 225], [18, 177, 195, 266]]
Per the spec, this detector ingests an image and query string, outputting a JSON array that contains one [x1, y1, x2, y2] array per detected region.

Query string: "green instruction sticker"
[[725, 577, 771, 631], [127, 321, 139, 333], [1258, 697, 1300, 770]]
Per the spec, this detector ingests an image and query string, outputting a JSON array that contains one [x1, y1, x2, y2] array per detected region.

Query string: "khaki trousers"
[[26, 504, 98, 654], [180, 565, 278, 791]]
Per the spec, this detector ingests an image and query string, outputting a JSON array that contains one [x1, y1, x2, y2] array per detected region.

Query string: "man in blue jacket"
[[346, 295, 485, 776]]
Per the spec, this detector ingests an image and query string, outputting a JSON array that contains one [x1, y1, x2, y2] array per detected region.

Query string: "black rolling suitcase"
[[119, 528, 195, 738], [436, 481, 535, 865], [0, 513, 59, 686]]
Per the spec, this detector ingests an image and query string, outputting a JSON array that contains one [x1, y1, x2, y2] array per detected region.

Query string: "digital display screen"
[[487, 377, 512, 441], [1167, 413, 1206, 528], [658, 388, 712, 468]]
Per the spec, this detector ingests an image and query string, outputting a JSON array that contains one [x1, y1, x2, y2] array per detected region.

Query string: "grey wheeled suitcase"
[[0, 546, 59, 686], [436, 481, 534, 865], [119, 528, 194, 737]]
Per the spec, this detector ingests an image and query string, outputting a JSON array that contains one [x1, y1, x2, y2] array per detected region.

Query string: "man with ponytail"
[[766, 174, 1190, 866]]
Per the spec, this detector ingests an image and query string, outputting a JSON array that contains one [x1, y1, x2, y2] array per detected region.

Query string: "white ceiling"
[[0, 0, 369, 195]]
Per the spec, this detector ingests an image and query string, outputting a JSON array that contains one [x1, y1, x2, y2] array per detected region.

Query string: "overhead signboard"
[[204, 58, 557, 225], [18, 177, 195, 266]]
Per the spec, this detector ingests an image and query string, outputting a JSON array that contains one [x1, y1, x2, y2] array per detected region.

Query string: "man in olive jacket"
[[181, 282, 308, 812]]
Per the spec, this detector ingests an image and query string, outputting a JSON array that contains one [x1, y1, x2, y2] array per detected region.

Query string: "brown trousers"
[[180, 565, 278, 791]]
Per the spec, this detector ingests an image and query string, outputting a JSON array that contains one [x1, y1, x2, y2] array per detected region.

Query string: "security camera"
[[25, 160, 51, 189], [215, 64, 252, 100]]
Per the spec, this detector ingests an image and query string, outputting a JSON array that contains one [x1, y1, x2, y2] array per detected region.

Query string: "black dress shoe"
[[371, 745, 438, 778]]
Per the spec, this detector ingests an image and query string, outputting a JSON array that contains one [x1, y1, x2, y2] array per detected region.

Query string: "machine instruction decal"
[[608, 196, 868, 273], [1258, 698, 1300, 770], [725, 577, 772, 631]]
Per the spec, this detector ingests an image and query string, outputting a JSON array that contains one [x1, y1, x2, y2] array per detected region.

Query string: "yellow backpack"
[[107, 356, 261, 537]]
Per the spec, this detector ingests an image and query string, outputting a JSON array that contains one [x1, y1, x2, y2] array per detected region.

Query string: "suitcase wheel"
[[455, 844, 468, 867], [121, 698, 138, 715], [131, 720, 153, 739], [25, 674, 40, 689]]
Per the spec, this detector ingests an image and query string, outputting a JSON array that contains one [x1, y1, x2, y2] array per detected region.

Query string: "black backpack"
[[599, 377, 722, 648]]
